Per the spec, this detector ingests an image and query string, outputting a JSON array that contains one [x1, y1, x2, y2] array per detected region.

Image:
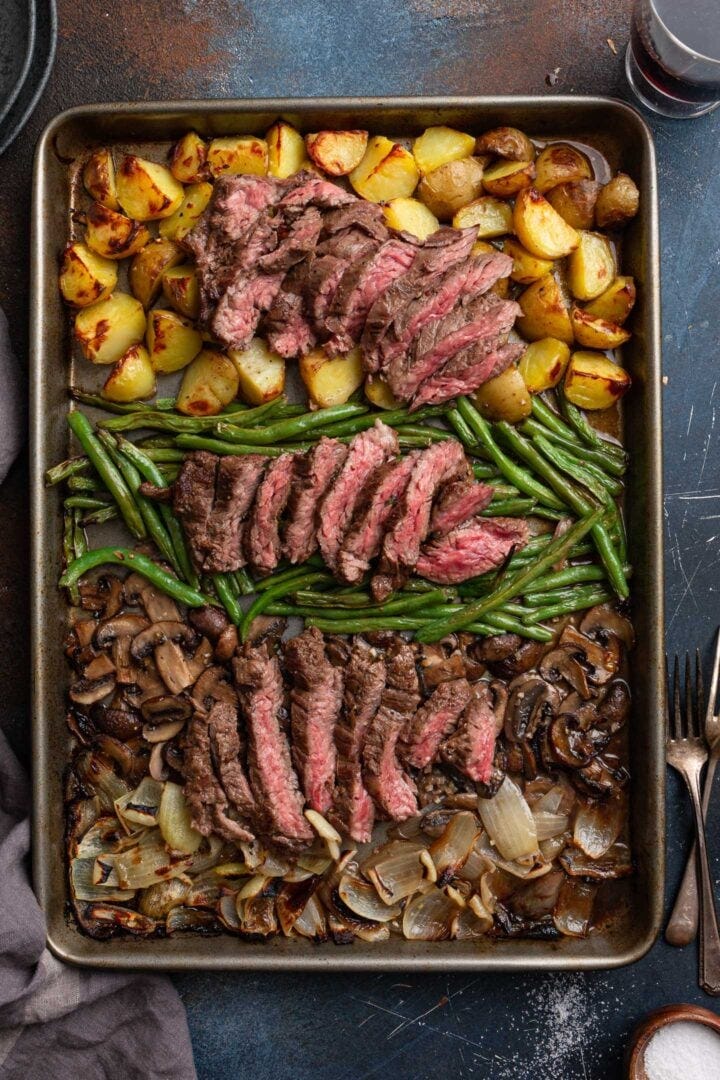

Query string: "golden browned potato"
[[475, 126, 535, 161], [412, 126, 476, 174], [595, 173, 640, 229], [567, 231, 616, 301], [513, 188, 579, 259], [518, 338, 571, 392], [102, 344, 156, 402], [116, 155, 185, 221], [129, 238, 184, 309], [229, 339, 286, 404], [84, 202, 150, 260], [158, 181, 213, 241], [534, 143, 593, 193], [474, 366, 532, 423], [161, 264, 201, 320], [502, 237, 554, 284], [300, 347, 364, 408], [383, 197, 439, 240], [364, 375, 400, 410], [482, 158, 535, 198], [146, 308, 203, 374], [564, 351, 631, 409], [59, 242, 118, 307], [453, 195, 514, 238], [207, 136, 269, 177], [74, 292, 146, 364], [546, 180, 600, 230], [349, 136, 419, 202], [266, 120, 307, 178], [571, 307, 631, 349], [418, 157, 485, 220], [584, 275, 636, 325], [517, 274, 574, 344], [83, 148, 119, 210], [170, 132, 208, 183], [176, 349, 240, 415], [306, 130, 369, 176]]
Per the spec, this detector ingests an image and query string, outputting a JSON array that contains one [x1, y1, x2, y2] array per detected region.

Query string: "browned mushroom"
[[91, 693, 143, 740], [191, 665, 238, 712], [186, 636, 214, 680], [78, 574, 123, 618], [124, 573, 181, 622], [597, 678, 630, 733], [418, 643, 467, 691], [215, 624, 238, 662], [141, 694, 193, 743], [188, 605, 229, 642], [539, 648, 591, 699], [559, 841, 632, 880], [548, 714, 600, 768], [504, 674, 560, 742], [130, 621, 199, 695], [559, 625, 619, 685], [69, 674, 116, 706], [83, 653, 116, 681], [245, 615, 287, 648], [580, 604, 635, 651], [95, 613, 149, 685], [490, 639, 547, 680]]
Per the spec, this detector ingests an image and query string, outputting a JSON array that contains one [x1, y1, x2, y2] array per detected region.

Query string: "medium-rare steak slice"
[[173, 451, 219, 573], [211, 268, 285, 350], [306, 229, 380, 331], [401, 677, 472, 769], [283, 437, 348, 564], [234, 644, 313, 847], [245, 452, 297, 574], [363, 640, 421, 821], [258, 206, 323, 274], [321, 201, 389, 241], [410, 340, 524, 410], [265, 260, 316, 359], [284, 627, 343, 815], [429, 478, 494, 537], [416, 516, 529, 585], [204, 455, 267, 572], [206, 702, 257, 826], [183, 707, 254, 843], [277, 172, 356, 212], [441, 684, 498, 784], [317, 421, 399, 572]]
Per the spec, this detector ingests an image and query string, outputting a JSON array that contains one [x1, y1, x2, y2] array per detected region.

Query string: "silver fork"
[[665, 650, 720, 995], [667, 630, 720, 947]]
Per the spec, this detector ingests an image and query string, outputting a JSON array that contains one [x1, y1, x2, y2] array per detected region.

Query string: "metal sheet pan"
[[30, 96, 663, 971]]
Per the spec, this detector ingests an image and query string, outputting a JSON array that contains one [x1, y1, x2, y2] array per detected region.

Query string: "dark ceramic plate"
[[0, 0, 56, 158], [0, 0, 35, 130]]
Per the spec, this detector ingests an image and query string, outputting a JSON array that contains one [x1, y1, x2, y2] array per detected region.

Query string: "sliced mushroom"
[[504, 674, 560, 742], [95, 613, 150, 686], [559, 624, 619, 685], [154, 641, 195, 695], [187, 636, 214, 680], [539, 649, 591, 700], [489, 680, 509, 729], [78, 574, 123, 618], [130, 621, 198, 659], [92, 733, 142, 780], [548, 714, 599, 768], [82, 653, 116, 681], [141, 695, 193, 724], [91, 694, 143, 740], [597, 678, 630, 733], [490, 640, 546, 680], [69, 674, 116, 706], [571, 756, 623, 799], [215, 624, 238, 662], [245, 615, 287, 648], [472, 633, 521, 664], [124, 573, 180, 622], [188, 605, 229, 642], [418, 643, 467, 691], [580, 604, 634, 650], [191, 665, 238, 712], [72, 619, 97, 648]]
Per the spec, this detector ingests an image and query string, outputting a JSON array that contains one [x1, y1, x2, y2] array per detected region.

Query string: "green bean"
[[241, 571, 330, 641], [299, 590, 452, 619], [312, 405, 447, 440], [481, 498, 537, 517], [158, 465, 180, 482], [67, 411, 147, 540], [60, 547, 214, 606], [71, 389, 177, 414], [99, 397, 281, 434], [82, 505, 118, 526], [521, 418, 627, 477], [63, 513, 80, 604], [175, 434, 286, 457], [559, 394, 622, 456], [523, 585, 613, 624], [136, 436, 179, 449], [45, 455, 91, 486], [523, 562, 609, 597], [533, 434, 622, 497], [72, 511, 87, 560], [292, 590, 373, 609], [66, 474, 101, 493], [472, 462, 501, 481], [216, 404, 368, 446], [489, 484, 522, 500], [394, 424, 452, 442], [212, 573, 243, 626], [64, 495, 111, 511], [251, 557, 327, 593], [530, 396, 580, 442], [445, 407, 485, 456], [482, 611, 552, 641], [234, 568, 255, 596]]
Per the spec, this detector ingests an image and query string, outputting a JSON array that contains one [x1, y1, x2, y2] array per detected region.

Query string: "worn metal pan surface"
[[30, 96, 663, 971]]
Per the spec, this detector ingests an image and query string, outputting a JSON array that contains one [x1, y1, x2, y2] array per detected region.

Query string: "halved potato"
[[162, 264, 201, 320], [102, 344, 156, 402], [116, 155, 185, 221], [453, 196, 514, 238], [570, 307, 631, 350], [564, 351, 631, 410], [482, 159, 535, 198], [74, 292, 146, 364], [418, 157, 485, 220], [383, 197, 439, 240], [595, 173, 640, 229], [534, 143, 593, 193], [146, 309, 203, 374], [365, 375, 400, 410], [59, 242, 118, 307], [517, 274, 574, 344], [207, 136, 268, 178], [129, 239, 183, 309], [306, 130, 368, 176], [299, 347, 364, 408], [475, 126, 535, 161], [567, 231, 616, 301], [176, 349, 240, 416], [584, 276, 636, 325], [513, 188, 579, 259], [83, 148, 119, 210], [474, 366, 531, 423], [229, 338, 286, 404], [349, 136, 419, 202], [266, 120, 307, 178], [412, 126, 475, 175], [518, 338, 571, 392], [84, 202, 150, 260], [169, 131, 208, 183], [158, 181, 214, 241], [546, 180, 600, 230], [502, 237, 553, 284]]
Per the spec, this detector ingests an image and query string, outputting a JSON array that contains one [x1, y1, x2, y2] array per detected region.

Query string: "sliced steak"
[[401, 677, 472, 769], [441, 684, 498, 784], [321, 202, 389, 241], [258, 206, 323, 274], [410, 340, 524, 410], [317, 421, 399, 572], [210, 268, 285, 350], [265, 261, 316, 359], [283, 437, 348, 564], [278, 172, 356, 212], [363, 640, 420, 821], [206, 702, 256, 825], [183, 707, 254, 843], [416, 516, 530, 585], [245, 452, 297, 574], [173, 451, 219, 572], [284, 627, 343, 815], [204, 455, 267, 572], [306, 230, 380, 331], [430, 478, 494, 537]]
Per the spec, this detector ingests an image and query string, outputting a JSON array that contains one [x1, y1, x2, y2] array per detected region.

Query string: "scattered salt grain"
[[644, 1020, 720, 1080]]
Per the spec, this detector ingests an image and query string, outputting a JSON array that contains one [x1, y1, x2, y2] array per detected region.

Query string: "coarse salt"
[[644, 1020, 720, 1080]]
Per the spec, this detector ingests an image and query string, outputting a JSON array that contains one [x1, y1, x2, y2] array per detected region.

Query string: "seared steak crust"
[[429, 479, 494, 537], [183, 705, 255, 843], [173, 452, 218, 573], [441, 684, 499, 784], [416, 516, 529, 585], [363, 640, 420, 821], [401, 678, 472, 769], [283, 438, 348, 564], [245, 453, 298, 574]]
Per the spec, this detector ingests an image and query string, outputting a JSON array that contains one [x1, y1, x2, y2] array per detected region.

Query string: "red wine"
[[631, 0, 720, 106]]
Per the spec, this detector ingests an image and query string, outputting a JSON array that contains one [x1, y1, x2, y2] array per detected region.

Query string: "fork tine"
[[706, 627, 720, 727], [696, 648, 705, 734], [673, 654, 682, 740], [686, 652, 695, 737]]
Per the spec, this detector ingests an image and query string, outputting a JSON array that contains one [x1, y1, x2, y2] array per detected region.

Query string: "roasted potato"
[[146, 309, 203, 374], [59, 242, 118, 308], [158, 181, 214, 242], [83, 148, 119, 210], [102, 344, 156, 402], [534, 143, 593, 193], [418, 157, 485, 220], [570, 307, 631, 350], [584, 276, 636, 325], [546, 180, 600, 230], [567, 231, 616, 301], [517, 274, 574, 344], [129, 239, 184, 309], [84, 202, 150, 260], [383, 197, 439, 240], [169, 131, 208, 183], [161, 264, 201, 320], [349, 136, 419, 202], [266, 120, 307, 178], [518, 337, 571, 392], [229, 338, 286, 405], [412, 126, 475, 175], [474, 366, 532, 423], [116, 155, 185, 221], [306, 129, 368, 176], [453, 195, 514, 238], [176, 349, 240, 416], [207, 136, 269, 178], [513, 188, 579, 259], [475, 126, 535, 161], [502, 237, 554, 284], [74, 292, 146, 365], [595, 173, 640, 229], [564, 351, 631, 410], [365, 375, 400, 410], [300, 346, 364, 408], [482, 158, 535, 198]]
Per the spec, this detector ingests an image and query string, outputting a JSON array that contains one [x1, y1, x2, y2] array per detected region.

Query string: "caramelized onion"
[[293, 894, 328, 940], [429, 811, 481, 885], [402, 887, 458, 941], [477, 777, 539, 861], [157, 781, 202, 854], [553, 878, 597, 937], [361, 840, 426, 905], [573, 795, 626, 859], [339, 864, 401, 922]]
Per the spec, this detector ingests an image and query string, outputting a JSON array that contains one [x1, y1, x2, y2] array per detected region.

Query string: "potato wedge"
[[418, 157, 485, 220], [517, 274, 574, 344], [146, 308, 203, 374], [383, 197, 439, 240], [534, 143, 593, 193], [595, 173, 640, 229], [518, 338, 571, 392], [116, 155, 185, 221], [482, 159, 535, 198], [266, 120, 307, 178], [584, 276, 636, 325], [349, 136, 419, 203], [570, 307, 631, 350], [161, 264, 201, 320], [564, 351, 631, 410], [299, 347, 364, 409], [412, 126, 475, 175], [59, 242, 118, 308], [475, 126, 535, 161], [158, 181, 214, 241], [513, 188, 579, 259], [176, 349, 240, 416], [229, 338, 286, 405], [102, 344, 156, 403], [567, 231, 616, 301], [546, 180, 600, 230], [129, 239, 184, 309], [502, 237, 553, 285], [84, 202, 150, 260], [74, 292, 146, 365], [306, 129, 368, 176], [474, 366, 531, 423], [169, 131, 208, 183], [207, 136, 268, 178], [453, 196, 514, 239], [83, 148, 119, 210], [364, 375, 400, 410]]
